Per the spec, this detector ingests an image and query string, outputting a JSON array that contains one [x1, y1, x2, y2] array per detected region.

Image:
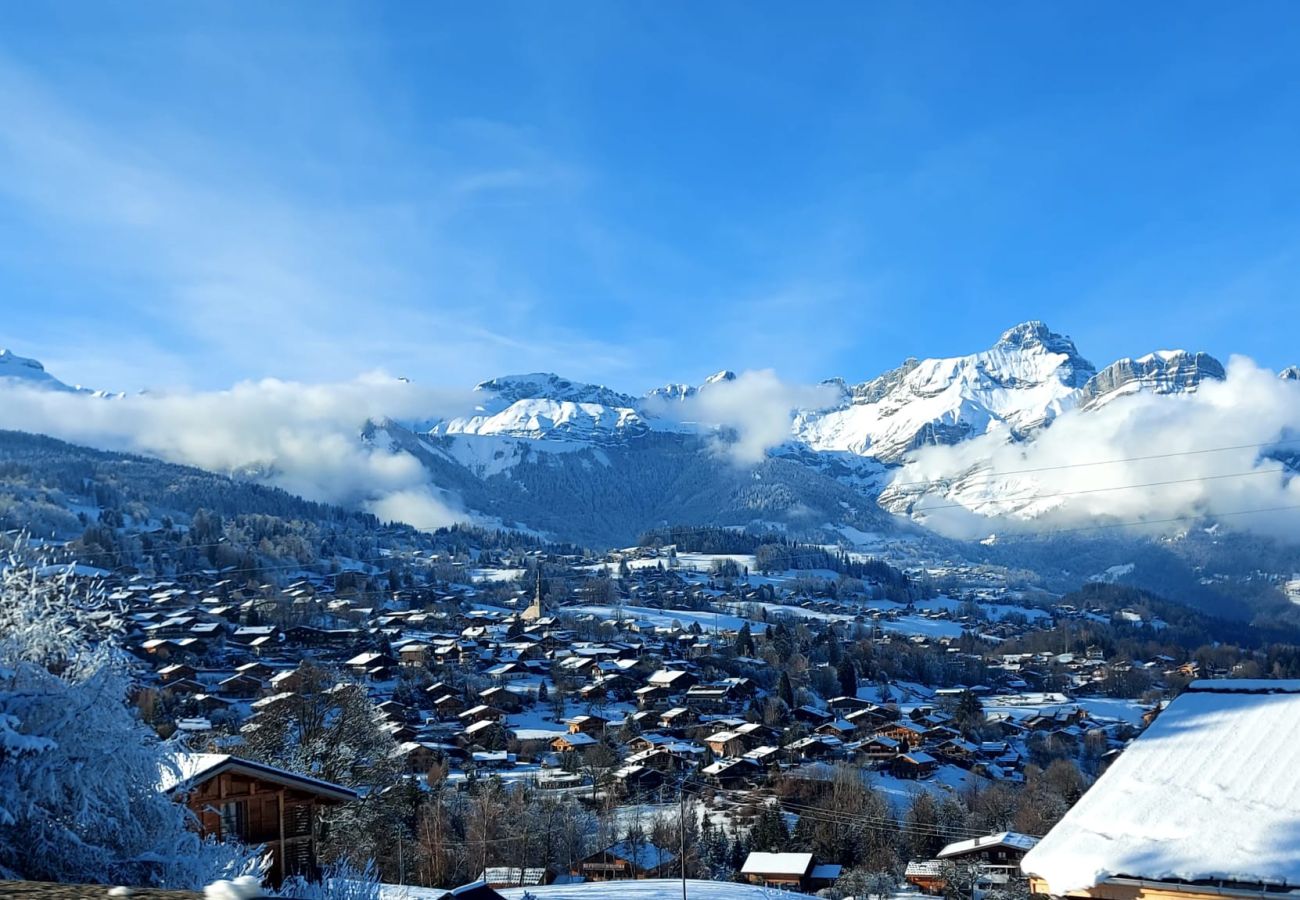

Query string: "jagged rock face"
[[1077, 351, 1226, 410], [473, 373, 640, 409], [1280, 366, 1300, 382]]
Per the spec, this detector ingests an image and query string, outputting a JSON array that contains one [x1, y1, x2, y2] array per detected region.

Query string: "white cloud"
[[888, 357, 1300, 539], [0, 376, 477, 531], [651, 370, 840, 465]]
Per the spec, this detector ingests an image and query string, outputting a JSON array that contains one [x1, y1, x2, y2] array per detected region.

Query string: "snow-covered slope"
[[791, 322, 1096, 462], [431, 374, 649, 443], [0, 349, 78, 392]]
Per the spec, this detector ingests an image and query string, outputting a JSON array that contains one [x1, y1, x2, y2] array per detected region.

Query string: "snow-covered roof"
[[938, 831, 1038, 859], [1022, 680, 1300, 894], [741, 852, 814, 876]]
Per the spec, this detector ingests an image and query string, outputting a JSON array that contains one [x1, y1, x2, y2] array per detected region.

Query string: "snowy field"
[[503, 880, 786, 900], [471, 567, 527, 584], [984, 693, 1148, 726], [384, 880, 787, 900], [567, 604, 756, 633]]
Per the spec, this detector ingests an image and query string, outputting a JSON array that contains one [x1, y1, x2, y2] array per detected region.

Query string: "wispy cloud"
[[0, 54, 633, 393], [649, 369, 839, 465]]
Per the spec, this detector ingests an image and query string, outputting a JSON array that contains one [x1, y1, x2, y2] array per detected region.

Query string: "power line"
[[882, 436, 1300, 490]]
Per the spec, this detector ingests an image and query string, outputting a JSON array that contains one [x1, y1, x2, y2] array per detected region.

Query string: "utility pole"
[[679, 782, 688, 900]]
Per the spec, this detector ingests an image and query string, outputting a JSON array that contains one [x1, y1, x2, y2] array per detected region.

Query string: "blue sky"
[[1, 2, 1299, 393]]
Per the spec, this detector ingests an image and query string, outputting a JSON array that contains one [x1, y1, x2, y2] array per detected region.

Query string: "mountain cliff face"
[[1077, 351, 1227, 410]]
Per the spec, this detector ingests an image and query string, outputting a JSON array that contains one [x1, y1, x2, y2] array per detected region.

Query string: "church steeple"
[[522, 567, 545, 621]]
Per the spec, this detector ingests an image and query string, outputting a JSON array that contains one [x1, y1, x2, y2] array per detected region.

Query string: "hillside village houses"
[[39, 545, 1209, 895]]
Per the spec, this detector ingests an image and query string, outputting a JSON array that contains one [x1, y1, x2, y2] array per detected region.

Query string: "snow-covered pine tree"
[[0, 553, 260, 887]]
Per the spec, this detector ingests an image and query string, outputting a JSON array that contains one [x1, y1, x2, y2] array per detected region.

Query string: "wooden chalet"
[[162, 753, 356, 887], [741, 852, 841, 892], [574, 840, 678, 880]]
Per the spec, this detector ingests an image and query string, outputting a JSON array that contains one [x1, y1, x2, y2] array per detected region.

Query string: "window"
[[219, 801, 247, 840]]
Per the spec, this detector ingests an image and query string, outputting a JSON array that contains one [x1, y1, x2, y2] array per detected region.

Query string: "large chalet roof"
[[159, 752, 358, 804], [1022, 680, 1300, 895]]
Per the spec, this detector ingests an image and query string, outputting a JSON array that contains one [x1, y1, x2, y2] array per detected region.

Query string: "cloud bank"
[[0, 376, 477, 530], [886, 357, 1300, 540], [650, 370, 840, 465]]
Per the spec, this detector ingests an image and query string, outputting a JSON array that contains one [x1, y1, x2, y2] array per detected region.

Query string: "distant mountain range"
[[1, 322, 1295, 548]]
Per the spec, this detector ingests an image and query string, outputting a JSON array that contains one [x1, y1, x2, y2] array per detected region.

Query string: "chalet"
[[344, 651, 397, 678], [216, 673, 264, 698], [785, 734, 842, 761], [567, 713, 609, 735], [793, 705, 833, 727], [701, 756, 760, 788], [478, 686, 524, 713], [683, 683, 734, 710], [161, 753, 356, 887], [704, 729, 747, 757], [646, 669, 697, 692], [892, 750, 938, 779], [827, 695, 872, 712], [658, 706, 698, 729], [551, 732, 599, 753], [937, 831, 1038, 870], [611, 763, 665, 795], [741, 745, 782, 770], [157, 663, 198, 683], [459, 720, 507, 748], [905, 859, 946, 894], [1023, 680, 1300, 900], [458, 704, 505, 725], [741, 852, 841, 892], [397, 643, 430, 667], [816, 718, 858, 741], [575, 841, 677, 880], [485, 661, 529, 680], [875, 720, 927, 749], [857, 734, 902, 761]]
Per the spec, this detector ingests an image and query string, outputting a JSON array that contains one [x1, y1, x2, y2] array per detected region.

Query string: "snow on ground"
[[506, 708, 571, 740], [984, 693, 1147, 726], [743, 602, 965, 639], [384, 880, 788, 900], [471, 567, 526, 584], [567, 604, 756, 633], [503, 880, 782, 900], [868, 765, 988, 813]]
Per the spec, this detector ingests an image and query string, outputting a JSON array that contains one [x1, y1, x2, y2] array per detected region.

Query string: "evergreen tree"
[[836, 657, 858, 699], [778, 670, 796, 708]]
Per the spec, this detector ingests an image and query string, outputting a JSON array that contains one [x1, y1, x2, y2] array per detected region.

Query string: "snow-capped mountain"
[[0, 349, 78, 392], [416, 322, 1227, 469], [4, 322, 1279, 547], [429, 373, 649, 443], [792, 321, 1097, 462], [1076, 350, 1226, 410]]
